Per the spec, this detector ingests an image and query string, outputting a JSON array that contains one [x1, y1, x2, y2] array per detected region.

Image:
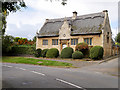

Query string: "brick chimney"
[[103, 10, 108, 13], [45, 19, 49, 23], [72, 11, 77, 19]]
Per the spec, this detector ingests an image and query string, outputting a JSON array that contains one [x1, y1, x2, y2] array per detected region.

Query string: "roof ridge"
[[47, 12, 104, 23]]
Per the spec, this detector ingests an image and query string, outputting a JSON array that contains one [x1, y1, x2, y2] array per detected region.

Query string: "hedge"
[[46, 48, 59, 58], [11, 46, 35, 55], [41, 49, 49, 57], [89, 46, 104, 60], [72, 51, 83, 59], [34, 49, 42, 57], [60, 47, 74, 58]]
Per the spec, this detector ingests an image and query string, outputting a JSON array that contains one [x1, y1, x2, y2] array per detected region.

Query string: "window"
[[71, 39, 78, 45], [107, 37, 109, 43], [43, 40, 48, 45], [84, 38, 92, 45], [52, 39, 58, 45]]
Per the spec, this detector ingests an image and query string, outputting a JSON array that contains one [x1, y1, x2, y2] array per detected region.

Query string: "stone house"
[[36, 10, 113, 57]]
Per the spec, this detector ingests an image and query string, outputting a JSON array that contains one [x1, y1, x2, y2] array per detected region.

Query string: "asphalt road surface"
[[2, 60, 118, 89]]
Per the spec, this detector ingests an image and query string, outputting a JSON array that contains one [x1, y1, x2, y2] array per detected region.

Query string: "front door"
[[62, 44, 67, 49]]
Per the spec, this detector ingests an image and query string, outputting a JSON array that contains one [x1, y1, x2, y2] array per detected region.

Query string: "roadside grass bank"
[[2, 57, 73, 67]]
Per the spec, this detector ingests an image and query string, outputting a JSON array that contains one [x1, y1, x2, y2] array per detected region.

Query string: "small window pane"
[[84, 38, 92, 45], [74, 39, 75, 45], [90, 38, 92, 45], [43, 40, 48, 45], [107, 37, 109, 43], [87, 39, 89, 44], [71, 39, 73, 45], [76, 39, 78, 44], [71, 39, 78, 45], [84, 39, 87, 43], [52, 39, 58, 45]]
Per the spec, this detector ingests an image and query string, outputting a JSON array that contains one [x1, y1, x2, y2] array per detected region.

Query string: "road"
[[2, 58, 118, 89], [81, 58, 119, 76]]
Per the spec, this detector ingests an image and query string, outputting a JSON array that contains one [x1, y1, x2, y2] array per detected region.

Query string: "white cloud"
[[16, 22, 21, 28]]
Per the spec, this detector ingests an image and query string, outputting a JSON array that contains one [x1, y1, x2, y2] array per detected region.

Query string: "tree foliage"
[[2, 35, 14, 54], [1, 0, 26, 35], [115, 32, 120, 43]]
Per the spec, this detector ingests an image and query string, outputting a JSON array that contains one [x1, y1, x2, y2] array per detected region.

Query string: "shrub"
[[75, 42, 88, 50], [11, 46, 35, 55], [89, 46, 104, 60], [61, 47, 74, 58], [41, 49, 49, 57], [34, 49, 42, 57], [72, 51, 83, 59], [75, 42, 89, 57], [2, 35, 14, 55], [46, 48, 59, 58]]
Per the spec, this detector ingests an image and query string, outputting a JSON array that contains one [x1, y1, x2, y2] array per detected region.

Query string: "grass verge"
[[2, 57, 73, 67]]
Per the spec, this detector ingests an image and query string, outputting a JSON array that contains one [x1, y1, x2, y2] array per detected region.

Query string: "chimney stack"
[[72, 11, 77, 19], [103, 10, 108, 13], [45, 19, 49, 23]]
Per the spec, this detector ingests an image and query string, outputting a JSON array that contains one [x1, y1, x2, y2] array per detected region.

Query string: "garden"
[[34, 42, 104, 60]]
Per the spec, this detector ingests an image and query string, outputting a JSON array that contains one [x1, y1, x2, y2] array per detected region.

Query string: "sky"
[[6, 0, 119, 40]]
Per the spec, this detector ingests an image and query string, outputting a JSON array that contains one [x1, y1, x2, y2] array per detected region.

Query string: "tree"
[[33, 36, 36, 42], [2, 35, 14, 54], [14, 37, 20, 42], [1, 0, 26, 35], [115, 32, 120, 43]]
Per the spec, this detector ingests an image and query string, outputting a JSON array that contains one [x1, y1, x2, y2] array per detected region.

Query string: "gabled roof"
[[37, 12, 105, 37]]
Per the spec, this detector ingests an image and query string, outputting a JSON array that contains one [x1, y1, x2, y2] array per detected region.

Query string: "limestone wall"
[[102, 11, 112, 57], [36, 37, 60, 50], [36, 34, 103, 52]]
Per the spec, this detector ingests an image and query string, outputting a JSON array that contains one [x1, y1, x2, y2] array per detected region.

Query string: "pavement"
[[81, 57, 119, 77], [1, 57, 118, 89]]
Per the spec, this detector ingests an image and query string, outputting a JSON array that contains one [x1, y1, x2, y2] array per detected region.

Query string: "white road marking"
[[2, 65, 7, 66], [31, 71, 45, 76], [56, 78, 86, 90], [15, 67, 19, 69], [19, 68, 26, 71], [6, 65, 13, 68]]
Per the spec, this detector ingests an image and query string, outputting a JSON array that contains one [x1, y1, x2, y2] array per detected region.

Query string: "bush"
[[89, 46, 104, 60], [46, 48, 59, 58], [34, 49, 42, 57], [41, 49, 49, 57], [2, 35, 14, 55], [75, 42, 89, 57], [61, 47, 74, 58], [72, 51, 83, 59], [11, 46, 35, 55]]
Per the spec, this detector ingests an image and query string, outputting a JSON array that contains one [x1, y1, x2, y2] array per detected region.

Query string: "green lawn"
[[2, 57, 73, 67]]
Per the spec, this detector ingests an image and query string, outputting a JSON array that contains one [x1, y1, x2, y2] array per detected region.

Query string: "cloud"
[[6, 23, 40, 39]]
